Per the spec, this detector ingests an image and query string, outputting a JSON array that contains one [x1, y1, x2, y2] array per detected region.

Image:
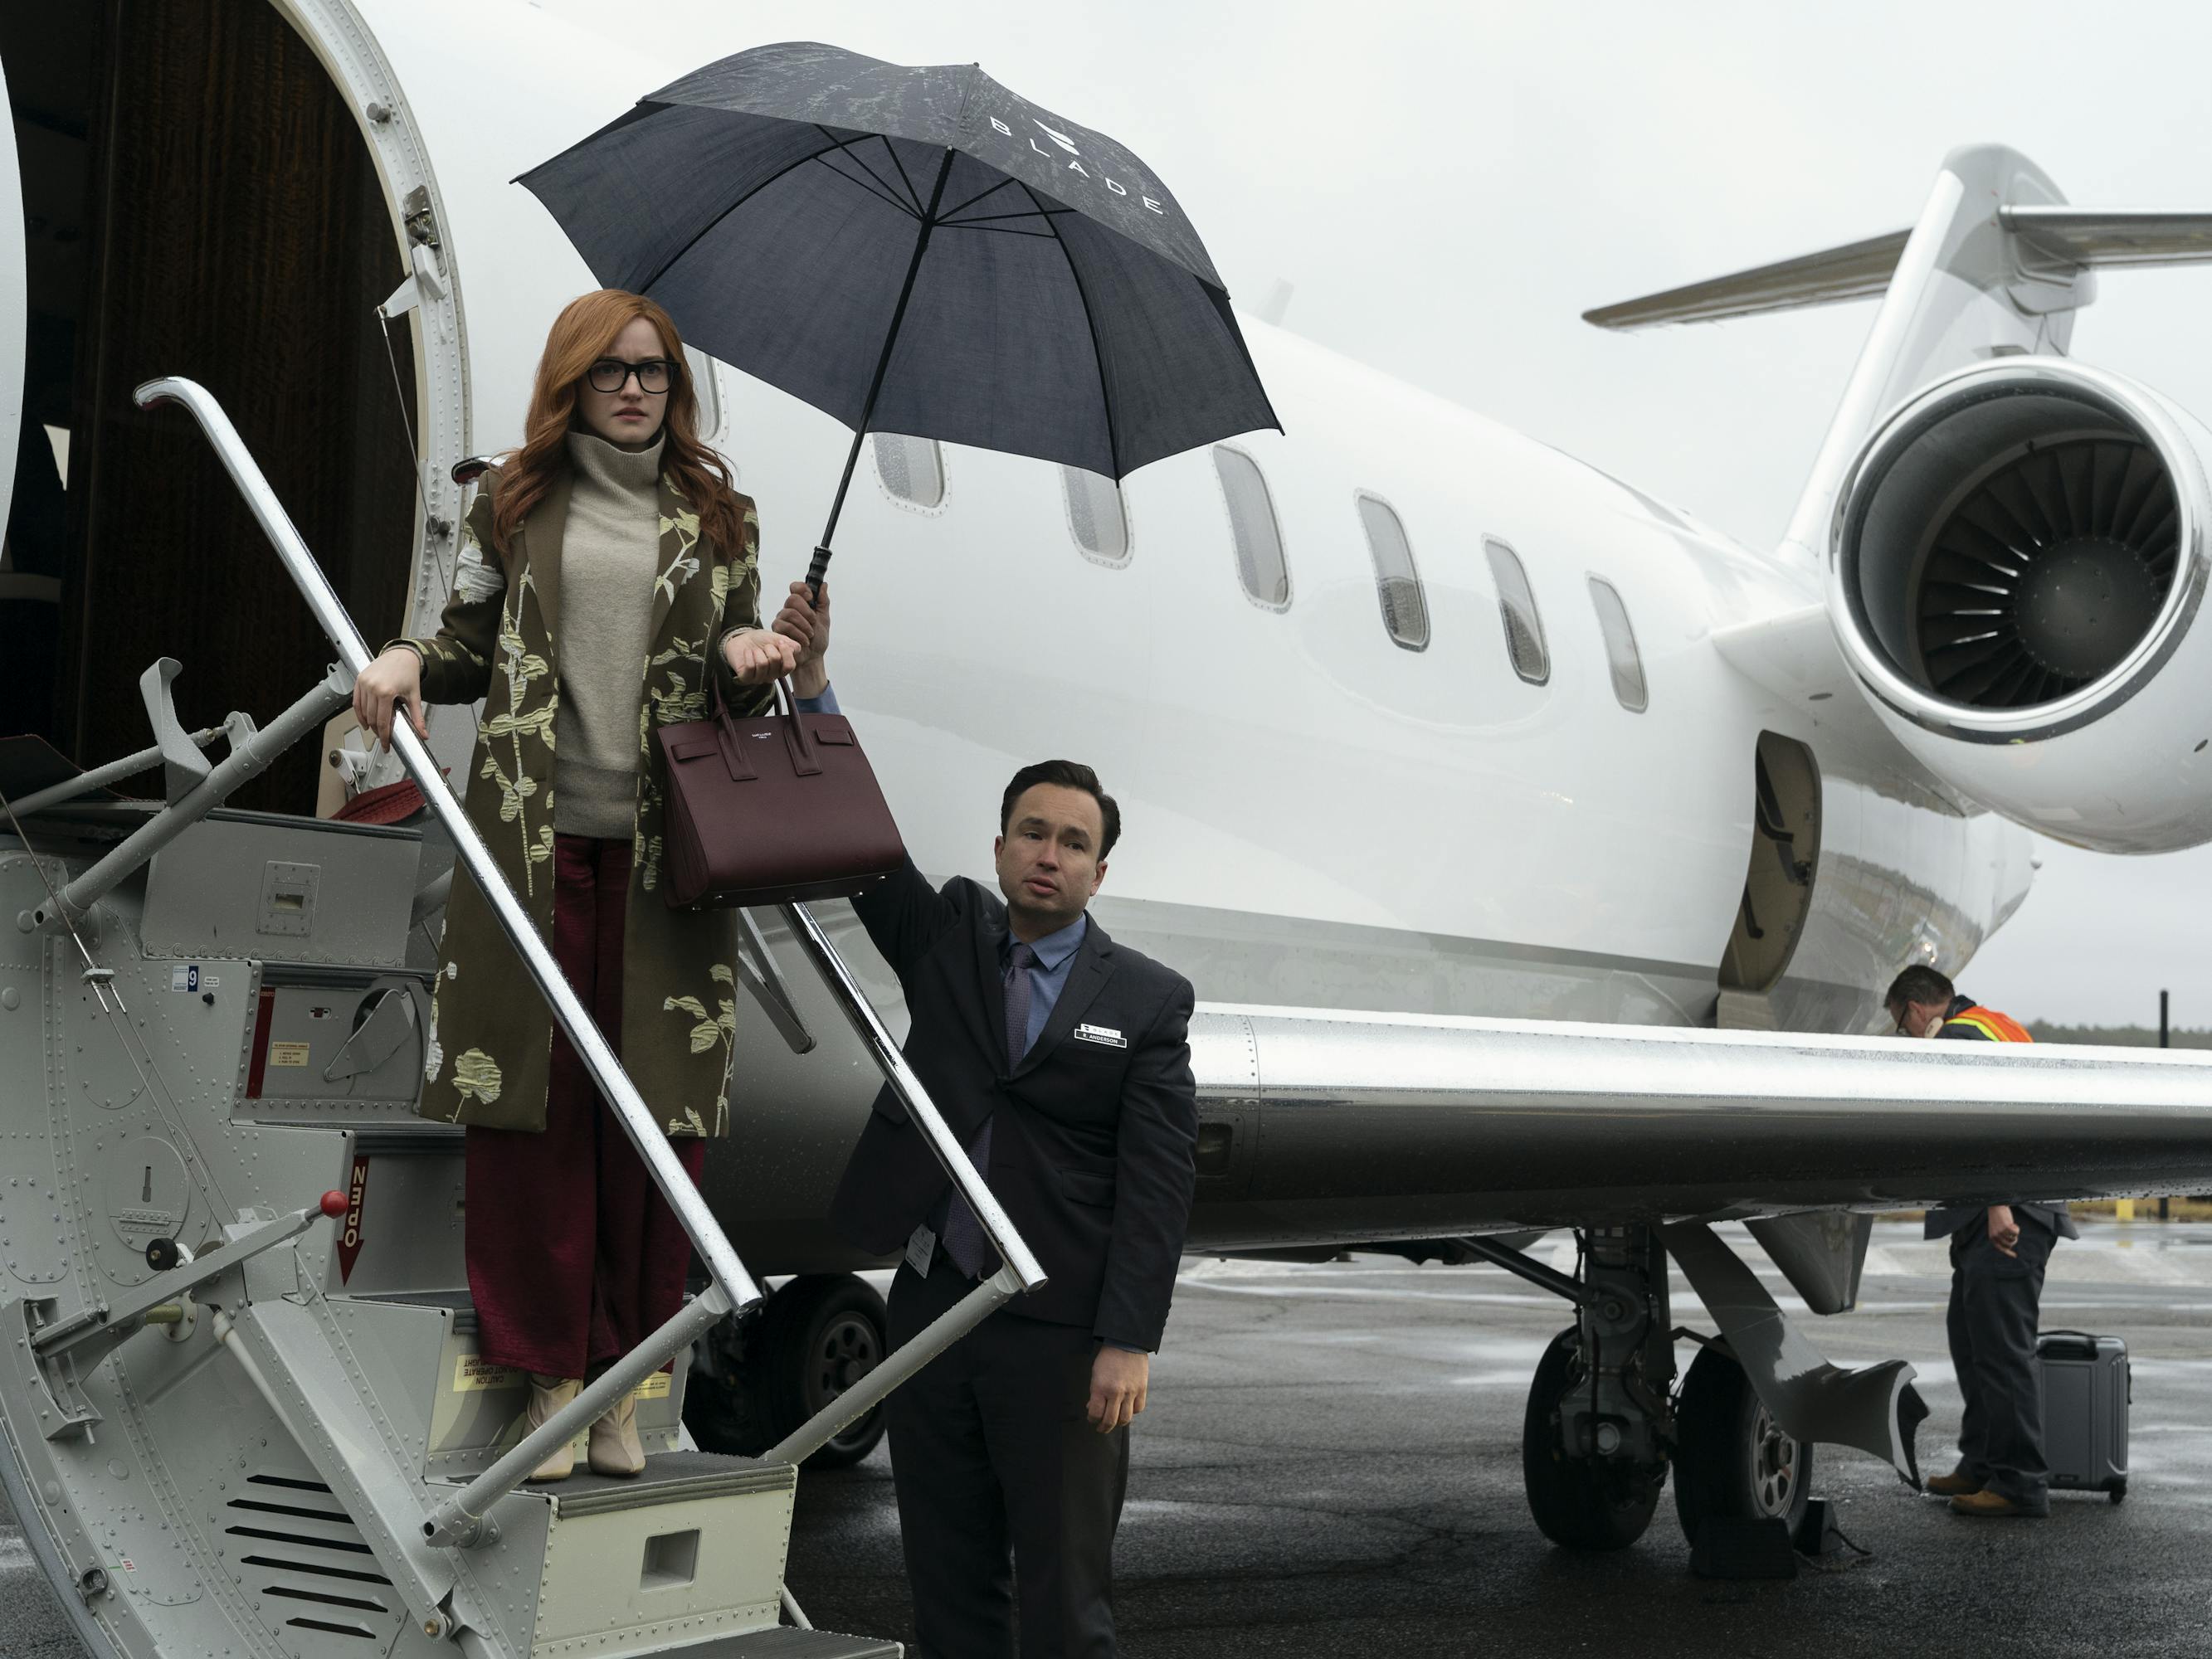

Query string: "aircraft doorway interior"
[[3, 0, 418, 811], [1716, 731, 1821, 1029]]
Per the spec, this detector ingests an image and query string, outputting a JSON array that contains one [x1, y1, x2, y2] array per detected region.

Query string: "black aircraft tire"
[[1672, 1344, 1814, 1542], [1522, 1326, 1664, 1550], [684, 1274, 889, 1469]]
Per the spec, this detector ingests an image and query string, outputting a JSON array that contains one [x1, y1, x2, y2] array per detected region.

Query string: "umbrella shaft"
[[815, 144, 960, 580]]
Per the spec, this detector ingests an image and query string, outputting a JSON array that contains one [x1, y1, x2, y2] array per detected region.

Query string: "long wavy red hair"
[[492, 289, 744, 560]]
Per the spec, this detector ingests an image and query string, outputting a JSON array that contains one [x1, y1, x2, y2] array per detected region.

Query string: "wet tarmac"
[[6, 1219, 2210, 1657]]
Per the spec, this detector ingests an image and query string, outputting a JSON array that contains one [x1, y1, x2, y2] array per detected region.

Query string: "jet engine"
[[1828, 358, 2212, 852]]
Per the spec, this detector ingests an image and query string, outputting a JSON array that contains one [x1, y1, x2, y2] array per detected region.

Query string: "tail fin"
[[1585, 144, 2212, 562]]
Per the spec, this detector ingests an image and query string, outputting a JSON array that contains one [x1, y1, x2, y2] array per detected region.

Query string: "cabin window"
[[1213, 445, 1289, 608], [874, 433, 945, 508], [1062, 466, 1130, 565], [1586, 576, 1648, 712], [1485, 538, 1549, 684], [1355, 494, 1428, 651]]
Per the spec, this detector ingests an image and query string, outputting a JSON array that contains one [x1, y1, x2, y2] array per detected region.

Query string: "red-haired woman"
[[353, 290, 797, 1479]]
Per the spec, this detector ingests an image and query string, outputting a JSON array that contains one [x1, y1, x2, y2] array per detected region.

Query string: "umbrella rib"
[[938, 174, 1021, 222], [938, 224, 1060, 241], [811, 125, 923, 216], [1017, 179, 1120, 479], [630, 135, 894, 294], [810, 153, 923, 220], [943, 205, 1079, 226], [877, 134, 925, 216]]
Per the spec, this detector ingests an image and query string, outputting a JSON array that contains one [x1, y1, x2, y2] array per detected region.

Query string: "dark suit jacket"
[[828, 857, 1199, 1351], [1924, 997, 2081, 1242]]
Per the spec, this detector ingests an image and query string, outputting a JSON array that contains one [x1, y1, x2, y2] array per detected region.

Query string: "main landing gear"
[[687, 1273, 889, 1468], [1516, 1226, 1676, 1550], [1673, 1340, 1814, 1540], [1482, 1227, 1815, 1550]]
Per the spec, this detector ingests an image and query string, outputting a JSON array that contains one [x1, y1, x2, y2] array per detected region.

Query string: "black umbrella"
[[518, 41, 1279, 590]]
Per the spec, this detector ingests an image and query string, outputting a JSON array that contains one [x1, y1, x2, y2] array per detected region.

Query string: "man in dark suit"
[[1884, 965, 2078, 1519], [775, 583, 1198, 1658]]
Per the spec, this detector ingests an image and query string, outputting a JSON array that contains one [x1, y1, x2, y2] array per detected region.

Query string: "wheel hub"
[[810, 1315, 882, 1416], [1749, 1402, 1800, 1517]]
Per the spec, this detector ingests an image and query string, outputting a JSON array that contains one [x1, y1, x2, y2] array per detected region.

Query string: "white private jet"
[[7, 6, 2212, 1657]]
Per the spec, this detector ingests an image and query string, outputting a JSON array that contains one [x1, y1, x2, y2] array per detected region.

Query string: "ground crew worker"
[[1884, 965, 2078, 1519]]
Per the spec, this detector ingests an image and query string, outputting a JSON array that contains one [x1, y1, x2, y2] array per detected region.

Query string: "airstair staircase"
[[0, 378, 1047, 1659]]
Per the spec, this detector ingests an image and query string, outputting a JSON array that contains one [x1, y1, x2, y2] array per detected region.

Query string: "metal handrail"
[[131, 378, 764, 1323], [766, 1262, 1025, 1467], [782, 901, 1049, 1292], [6, 726, 224, 817]]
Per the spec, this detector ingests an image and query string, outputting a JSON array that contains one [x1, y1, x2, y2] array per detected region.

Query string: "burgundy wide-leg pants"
[[464, 834, 706, 1379]]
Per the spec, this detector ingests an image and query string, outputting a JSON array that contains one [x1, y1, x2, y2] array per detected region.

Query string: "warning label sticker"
[[453, 1355, 524, 1394], [633, 1372, 671, 1402], [267, 1042, 310, 1068]]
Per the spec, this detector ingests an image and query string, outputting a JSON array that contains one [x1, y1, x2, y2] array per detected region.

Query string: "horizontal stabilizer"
[[2002, 207, 2212, 270], [1583, 230, 1910, 330], [1586, 207, 2212, 332]]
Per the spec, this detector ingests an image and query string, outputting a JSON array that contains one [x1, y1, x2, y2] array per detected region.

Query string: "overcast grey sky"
[[535, 0, 2212, 1025]]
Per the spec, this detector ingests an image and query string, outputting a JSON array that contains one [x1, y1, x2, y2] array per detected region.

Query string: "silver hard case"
[[2037, 1329, 2130, 1501]]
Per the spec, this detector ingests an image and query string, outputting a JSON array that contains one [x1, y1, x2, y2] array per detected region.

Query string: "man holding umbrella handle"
[[774, 581, 1200, 1658]]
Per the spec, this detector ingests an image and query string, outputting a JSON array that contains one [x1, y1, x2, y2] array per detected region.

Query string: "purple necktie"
[[942, 941, 1034, 1278]]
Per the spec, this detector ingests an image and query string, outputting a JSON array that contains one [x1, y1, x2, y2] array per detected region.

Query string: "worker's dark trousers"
[[1946, 1218, 2056, 1511], [884, 1252, 1129, 1659]]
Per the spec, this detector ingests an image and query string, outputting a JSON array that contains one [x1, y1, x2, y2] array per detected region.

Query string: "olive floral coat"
[[398, 465, 772, 1137]]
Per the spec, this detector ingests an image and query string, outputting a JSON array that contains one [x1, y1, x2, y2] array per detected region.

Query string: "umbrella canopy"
[[518, 41, 1279, 497]]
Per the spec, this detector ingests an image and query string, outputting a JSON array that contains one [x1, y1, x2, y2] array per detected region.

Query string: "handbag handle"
[[709, 665, 822, 782], [774, 678, 824, 777]]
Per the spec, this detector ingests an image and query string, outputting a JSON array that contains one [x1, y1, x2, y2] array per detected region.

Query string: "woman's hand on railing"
[[353, 646, 428, 751], [724, 626, 801, 685]]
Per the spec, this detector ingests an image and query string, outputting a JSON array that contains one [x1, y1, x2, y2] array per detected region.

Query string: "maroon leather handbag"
[[655, 679, 906, 909]]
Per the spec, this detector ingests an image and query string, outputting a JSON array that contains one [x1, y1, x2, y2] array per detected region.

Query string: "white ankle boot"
[[523, 1374, 582, 1481], [587, 1387, 646, 1477]]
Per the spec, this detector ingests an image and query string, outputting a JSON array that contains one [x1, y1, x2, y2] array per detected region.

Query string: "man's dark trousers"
[[1944, 1215, 2057, 1511], [888, 1253, 1128, 1659]]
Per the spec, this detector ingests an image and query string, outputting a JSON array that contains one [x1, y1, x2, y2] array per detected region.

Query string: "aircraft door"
[[18, 1, 424, 809], [1715, 732, 1821, 1029], [0, 51, 41, 742], [0, 53, 21, 540]]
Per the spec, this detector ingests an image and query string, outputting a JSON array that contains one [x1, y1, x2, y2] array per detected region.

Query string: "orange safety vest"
[[1943, 1003, 2033, 1043]]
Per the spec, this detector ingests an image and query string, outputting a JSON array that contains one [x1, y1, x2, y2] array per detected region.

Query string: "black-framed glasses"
[[585, 358, 674, 394]]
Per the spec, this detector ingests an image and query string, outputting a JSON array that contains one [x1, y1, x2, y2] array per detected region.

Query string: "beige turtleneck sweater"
[[553, 431, 664, 838]]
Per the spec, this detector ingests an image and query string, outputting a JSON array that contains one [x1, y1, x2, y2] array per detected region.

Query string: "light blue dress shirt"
[[1002, 912, 1088, 1058]]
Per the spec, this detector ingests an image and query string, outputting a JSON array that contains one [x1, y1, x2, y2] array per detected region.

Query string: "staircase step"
[[656, 1629, 901, 1657], [441, 1450, 800, 1656], [541, 1449, 787, 1516]]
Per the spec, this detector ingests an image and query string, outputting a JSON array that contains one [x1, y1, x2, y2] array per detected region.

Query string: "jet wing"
[[1184, 1005, 2212, 1251]]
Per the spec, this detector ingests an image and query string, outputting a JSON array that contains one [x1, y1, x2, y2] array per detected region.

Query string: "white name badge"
[[904, 1224, 938, 1278], [1074, 1023, 1127, 1048]]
